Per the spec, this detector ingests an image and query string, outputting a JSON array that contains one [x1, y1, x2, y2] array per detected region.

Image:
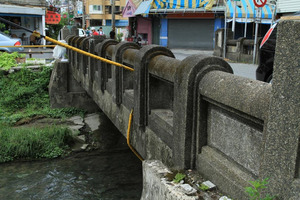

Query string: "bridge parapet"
[[50, 19, 300, 198], [51, 37, 269, 198]]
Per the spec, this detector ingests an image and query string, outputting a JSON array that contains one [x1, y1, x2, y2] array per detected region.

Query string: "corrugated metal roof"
[[134, 0, 152, 15], [277, 0, 300, 13]]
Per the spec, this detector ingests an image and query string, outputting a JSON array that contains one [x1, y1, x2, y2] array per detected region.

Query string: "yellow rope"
[[0, 45, 56, 48], [126, 109, 144, 161], [44, 36, 134, 72]]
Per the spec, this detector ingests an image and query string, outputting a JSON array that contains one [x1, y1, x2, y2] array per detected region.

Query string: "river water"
[[0, 144, 143, 200]]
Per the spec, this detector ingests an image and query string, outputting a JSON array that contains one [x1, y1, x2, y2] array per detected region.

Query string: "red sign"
[[253, 0, 267, 8], [45, 10, 61, 24]]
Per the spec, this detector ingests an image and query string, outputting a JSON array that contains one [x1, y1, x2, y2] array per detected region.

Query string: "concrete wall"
[[49, 17, 300, 199]]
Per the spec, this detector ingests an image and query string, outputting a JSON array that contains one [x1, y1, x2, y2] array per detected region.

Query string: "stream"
[[0, 143, 143, 200]]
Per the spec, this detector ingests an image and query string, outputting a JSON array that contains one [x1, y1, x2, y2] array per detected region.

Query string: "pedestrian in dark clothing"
[[109, 30, 115, 39]]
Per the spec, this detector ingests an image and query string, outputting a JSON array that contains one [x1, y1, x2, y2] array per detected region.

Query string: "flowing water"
[[0, 144, 143, 200]]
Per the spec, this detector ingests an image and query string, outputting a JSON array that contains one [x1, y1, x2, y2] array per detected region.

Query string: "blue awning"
[[134, 0, 152, 15], [226, 0, 275, 19], [105, 20, 129, 27]]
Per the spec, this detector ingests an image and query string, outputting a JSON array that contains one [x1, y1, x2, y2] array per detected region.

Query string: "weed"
[[245, 178, 276, 200], [0, 62, 85, 163], [0, 124, 72, 163], [173, 173, 186, 183], [199, 184, 210, 191], [0, 67, 85, 125], [0, 52, 25, 70]]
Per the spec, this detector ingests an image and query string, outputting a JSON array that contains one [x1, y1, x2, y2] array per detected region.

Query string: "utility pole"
[[67, 0, 70, 24], [111, 0, 115, 38], [82, 0, 85, 28]]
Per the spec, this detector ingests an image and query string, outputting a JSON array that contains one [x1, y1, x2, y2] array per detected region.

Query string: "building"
[[83, 0, 129, 35], [225, 0, 276, 39], [277, 0, 300, 15], [0, 0, 46, 44], [125, 0, 226, 49], [124, 0, 299, 50]]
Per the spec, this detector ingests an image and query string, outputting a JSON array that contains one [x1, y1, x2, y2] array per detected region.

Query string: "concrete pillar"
[[260, 17, 300, 199], [49, 61, 99, 113], [42, 14, 46, 46]]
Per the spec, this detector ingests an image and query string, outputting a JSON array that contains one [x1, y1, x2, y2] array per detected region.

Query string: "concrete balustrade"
[[213, 28, 262, 63], [49, 18, 300, 199]]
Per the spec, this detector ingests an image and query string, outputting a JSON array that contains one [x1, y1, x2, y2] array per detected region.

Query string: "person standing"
[[98, 27, 104, 35], [91, 27, 99, 36], [30, 31, 40, 45], [85, 28, 90, 36], [109, 30, 115, 39]]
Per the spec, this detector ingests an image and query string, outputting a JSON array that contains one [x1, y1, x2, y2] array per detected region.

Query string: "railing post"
[[95, 39, 118, 92], [260, 17, 300, 199], [133, 45, 174, 128], [173, 55, 233, 169], [112, 41, 139, 105], [88, 36, 106, 83]]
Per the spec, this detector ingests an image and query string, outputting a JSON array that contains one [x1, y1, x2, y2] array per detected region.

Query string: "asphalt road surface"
[[30, 47, 258, 81], [171, 49, 258, 80]]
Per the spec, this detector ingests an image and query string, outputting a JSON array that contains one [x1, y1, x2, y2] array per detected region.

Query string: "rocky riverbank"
[[17, 112, 122, 155]]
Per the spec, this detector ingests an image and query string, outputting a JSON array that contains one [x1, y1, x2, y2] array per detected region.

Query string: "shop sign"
[[46, 10, 61, 24]]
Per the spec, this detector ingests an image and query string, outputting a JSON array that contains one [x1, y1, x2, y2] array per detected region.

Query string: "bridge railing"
[[50, 19, 300, 198], [63, 36, 269, 198], [196, 69, 271, 197], [65, 34, 267, 176]]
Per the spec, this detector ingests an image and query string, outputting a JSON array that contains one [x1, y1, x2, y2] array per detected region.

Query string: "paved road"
[[171, 49, 258, 80], [28, 47, 258, 81]]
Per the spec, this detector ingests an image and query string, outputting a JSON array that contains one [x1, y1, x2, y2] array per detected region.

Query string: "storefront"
[[225, 0, 276, 39], [0, 4, 46, 44], [130, 0, 225, 49]]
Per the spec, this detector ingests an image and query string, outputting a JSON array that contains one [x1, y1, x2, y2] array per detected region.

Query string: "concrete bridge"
[[49, 18, 300, 199]]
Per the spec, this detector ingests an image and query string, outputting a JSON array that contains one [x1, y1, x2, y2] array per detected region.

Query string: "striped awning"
[[226, 0, 275, 19], [152, 0, 215, 10], [134, 0, 152, 15]]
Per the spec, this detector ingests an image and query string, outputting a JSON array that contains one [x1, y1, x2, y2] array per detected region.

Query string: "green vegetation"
[[0, 62, 86, 163], [0, 22, 9, 35], [0, 124, 72, 162], [199, 184, 210, 191], [117, 33, 124, 42], [245, 178, 275, 200], [0, 66, 85, 125], [0, 52, 26, 70], [173, 173, 186, 183]]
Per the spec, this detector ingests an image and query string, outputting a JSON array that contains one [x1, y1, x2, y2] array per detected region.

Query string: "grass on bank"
[[0, 64, 85, 163], [0, 52, 26, 70], [0, 66, 85, 125], [0, 124, 73, 163]]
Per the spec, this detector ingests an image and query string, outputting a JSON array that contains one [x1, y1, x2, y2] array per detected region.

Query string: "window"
[[89, 5, 103, 14], [90, 20, 102, 26], [104, 6, 120, 14], [105, 6, 112, 14]]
